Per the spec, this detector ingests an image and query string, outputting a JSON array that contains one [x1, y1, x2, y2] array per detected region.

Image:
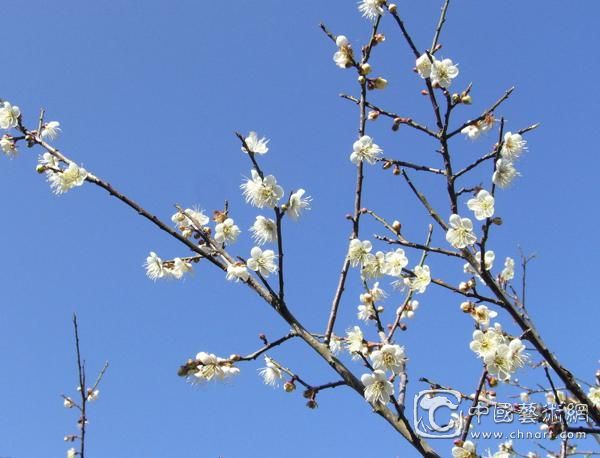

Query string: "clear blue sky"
[[0, 1, 598, 457]]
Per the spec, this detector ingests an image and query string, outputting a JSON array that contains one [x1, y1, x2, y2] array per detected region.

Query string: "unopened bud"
[[488, 376, 498, 387], [36, 164, 46, 174], [382, 160, 392, 170], [284, 381, 296, 392], [392, 165, 400, 175], [358, 75, 366, 84], [460, 301, 473, 312], [371, 77, 388, 90], [461, 94, 472, 104], [306, 399, 318, 409], [388, 3, 397, 13], [368, 110, 380, 120], [421, 89, 429, 96], [451, 93, 460, 103], [360, 63, 372, 75], [392, 220, 401, 233], [374, 33, 385, 44], [213, 210, 227, 223], [458, 281, 469, 292]]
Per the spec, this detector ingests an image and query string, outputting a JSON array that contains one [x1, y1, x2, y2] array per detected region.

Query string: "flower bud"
[[460, 301, 473, 313], [458, 281, 469, 292], [358, 75, 366, 84], [374, 33, 385, 44], [284, 381, 296, 392], [388, 3, 397, 13], [461, 94, 472, 104], [368, 110, 380, 120], [392, 165, 400, 175], [360, 63, 372, 75], [488, 376, 498, 387], [306, 399, 318, 409], [335, 35, 349, 48], [36, 164, 46, 174], [392, 220, 401, 233], [371, 77, 388, 90]]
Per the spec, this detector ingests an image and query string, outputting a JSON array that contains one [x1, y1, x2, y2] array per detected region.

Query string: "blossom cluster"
[[470, 323, 528, 381], [181, 352, 240, 383]]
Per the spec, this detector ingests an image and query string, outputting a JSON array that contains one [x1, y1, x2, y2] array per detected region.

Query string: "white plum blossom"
[[0, 101, 20, 129], [48, 162, 88, 194], [258, 356, 283, 387], [287, 189, 311, 220], [63, 397, 74, 408], [347, 238, 372, 267], [361, 370, 394, 405], [461, 116, 495, 140], [415, 53, 432, 78], [362, 251, 386, 279], [508, 338, 527, 370], [86, 389, 100, 402], [169, 257, 193, 279], [403, 265, 431, 293], [501, 132, 527, 161], [452, 441, 477, 458], [383, 248, 408, 276], [499, 257, 515, 282], [430, 58, 459, 88], [461, 125, 481, 140], [399, 300, 419, 319], [250, 215, 277, 245], [0, 134, 17, 157], [484, 343, 514, 381], [369, 282, 386, 301], [145, 252, 165, 280], [41, 121, 61, 140], [370, 344, 406, 374], [328, 335, 344, 355], [588, 386, 600, 408], [467, 190, 495, 220], [358, 0, 385, 21], [464, 250, 495, 278], [346, 326, 367, 356], [469, 328, 502, 359], [226, 262, 249, 282], [333, 35, 354, 68], [241, 170, 284, 208], [172, 207, 209, 237], [38, 151, 59, 169], [350, 135, 383, 165], [446, 214, 477, 249], [357, 302, 375, 322], [493, 158, 518, 188], [471, 305, 498, 327], [247, 247, 278, 277], [471, 325, 528, 381], [194, 352, 239, 382], [215, 218, 241, 245], [144, 253, 193, 281], [242, 131, 269, 155]]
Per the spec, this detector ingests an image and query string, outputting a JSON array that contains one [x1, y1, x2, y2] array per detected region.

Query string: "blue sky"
[[0, 1, 598, 457]]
